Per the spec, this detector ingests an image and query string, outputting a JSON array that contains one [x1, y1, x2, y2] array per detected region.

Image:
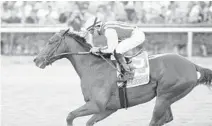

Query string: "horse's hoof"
[[67, 122, 73, 126], [165, 116, 173, 124]]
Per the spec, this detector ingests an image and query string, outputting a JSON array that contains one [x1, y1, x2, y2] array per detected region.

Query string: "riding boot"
[[114, 52, 134, 82]]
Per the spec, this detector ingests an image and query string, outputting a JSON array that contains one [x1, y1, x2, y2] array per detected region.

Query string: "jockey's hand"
[[90, 47, 101, 55]]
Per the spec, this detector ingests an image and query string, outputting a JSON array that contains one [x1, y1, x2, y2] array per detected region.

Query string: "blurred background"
[[1, 1, 212, 57], [1, 2, 212, 126]]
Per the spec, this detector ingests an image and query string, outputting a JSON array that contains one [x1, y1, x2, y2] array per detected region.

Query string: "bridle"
[[45, 31, 91, 64], [44, 29, 125, 75], [42, 33, 67, 64]]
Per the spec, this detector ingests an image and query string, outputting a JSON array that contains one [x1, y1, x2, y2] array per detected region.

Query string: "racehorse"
[[34, 29, 212, 126]]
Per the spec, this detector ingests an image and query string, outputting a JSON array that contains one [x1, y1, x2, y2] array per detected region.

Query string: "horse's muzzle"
[[33, 58, 37, 63], [33, 57, 46, 69]]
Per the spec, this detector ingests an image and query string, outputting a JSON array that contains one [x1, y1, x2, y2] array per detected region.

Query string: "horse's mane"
[[66, 30, 92, 49], [64, 30, 110, 59]]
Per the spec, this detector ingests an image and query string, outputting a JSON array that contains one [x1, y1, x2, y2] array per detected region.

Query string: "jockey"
[[83, 17, 146, 81]]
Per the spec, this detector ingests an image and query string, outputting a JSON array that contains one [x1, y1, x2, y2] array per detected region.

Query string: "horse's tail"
[[194, 64, 212, 88]]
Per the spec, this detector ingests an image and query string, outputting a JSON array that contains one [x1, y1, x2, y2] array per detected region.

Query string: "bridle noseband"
[[45, 31, 91, 64], [43, 33, 66, 64]]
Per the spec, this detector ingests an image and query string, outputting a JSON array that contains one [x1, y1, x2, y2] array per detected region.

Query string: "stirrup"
[[117, 71, 134, 83], [117, 78, 127, 83], [124, 71, 134, 79]]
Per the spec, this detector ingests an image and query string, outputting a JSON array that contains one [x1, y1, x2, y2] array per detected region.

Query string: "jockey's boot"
[[114, 53, 134, 82]]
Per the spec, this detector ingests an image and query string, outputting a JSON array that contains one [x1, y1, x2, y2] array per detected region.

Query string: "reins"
[[99, 54, 123, 75], [51, 51, 90, 56], [51, 51, 123, 75], [49, 33, 123, 75]]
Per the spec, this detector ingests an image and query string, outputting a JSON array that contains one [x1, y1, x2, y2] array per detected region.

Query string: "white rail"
[[1, 27, 212, 58], [1, 27, 212, 33]]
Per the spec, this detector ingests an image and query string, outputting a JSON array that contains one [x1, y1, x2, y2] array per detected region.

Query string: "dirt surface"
[[1, 56, 212, 126]]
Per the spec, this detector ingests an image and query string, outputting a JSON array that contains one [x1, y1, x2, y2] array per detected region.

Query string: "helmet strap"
[[87, 17, 101, 31], [93, 17, 98, 27]]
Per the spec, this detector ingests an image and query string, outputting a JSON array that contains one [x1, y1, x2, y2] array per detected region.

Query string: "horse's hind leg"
[[149, 97, 171, 126], [151, 106, 173, 126], [86, 110, 117, 126]]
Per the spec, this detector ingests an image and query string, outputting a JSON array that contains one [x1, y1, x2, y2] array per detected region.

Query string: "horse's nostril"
[[33, 58, 37, 62]]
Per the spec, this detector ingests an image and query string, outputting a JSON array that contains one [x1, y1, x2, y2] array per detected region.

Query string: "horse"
[[34, 29, 212, 126]]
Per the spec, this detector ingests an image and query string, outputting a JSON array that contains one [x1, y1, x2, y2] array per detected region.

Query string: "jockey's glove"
[[90, 47, 101, 55], [90, 46, 111, 55]]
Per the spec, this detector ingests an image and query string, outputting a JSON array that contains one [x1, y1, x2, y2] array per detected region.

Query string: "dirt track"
[[1, 56, 212, 126]]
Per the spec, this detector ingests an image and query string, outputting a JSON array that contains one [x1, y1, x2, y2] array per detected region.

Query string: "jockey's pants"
[[116, 28, 145, 54]]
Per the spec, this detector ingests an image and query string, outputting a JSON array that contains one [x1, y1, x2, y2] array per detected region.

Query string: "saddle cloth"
[[117, 51, 150, 88]]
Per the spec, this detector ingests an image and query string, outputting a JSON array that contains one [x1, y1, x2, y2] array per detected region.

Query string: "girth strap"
[[118, 82, 129, 109]]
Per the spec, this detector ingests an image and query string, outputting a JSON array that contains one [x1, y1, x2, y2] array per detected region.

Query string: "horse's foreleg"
[[164, 106, 173, 124], [66, 102, 100, 126], [149, 97, 170, 126], [86, 110, 117, 126]]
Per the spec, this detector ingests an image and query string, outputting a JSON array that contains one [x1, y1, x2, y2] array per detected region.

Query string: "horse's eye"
[[48, 40, 54, 44], [49, 36, 60, 44], [48, 38, 55, 44]]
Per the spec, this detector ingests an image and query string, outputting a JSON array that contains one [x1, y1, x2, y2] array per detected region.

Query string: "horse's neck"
[[65, 37, 104, 78]]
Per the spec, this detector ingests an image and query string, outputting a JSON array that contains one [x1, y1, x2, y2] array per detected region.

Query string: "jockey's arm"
[[100, 28, 119, 54]]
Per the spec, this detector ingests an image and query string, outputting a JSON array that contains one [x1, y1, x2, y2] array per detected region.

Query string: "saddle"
[[116, 51, 150, 88], [111, 50, 150, 109], [93, 35, 150, 86]]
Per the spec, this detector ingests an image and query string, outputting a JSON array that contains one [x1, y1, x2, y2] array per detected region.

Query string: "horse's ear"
[[63, 29, 70, 36]]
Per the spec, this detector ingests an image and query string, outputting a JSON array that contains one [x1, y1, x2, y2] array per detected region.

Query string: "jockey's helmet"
[[84, 17, 102, 31]]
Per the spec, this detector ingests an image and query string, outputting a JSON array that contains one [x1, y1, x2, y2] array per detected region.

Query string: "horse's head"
[[34, 29, 70, 69]]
